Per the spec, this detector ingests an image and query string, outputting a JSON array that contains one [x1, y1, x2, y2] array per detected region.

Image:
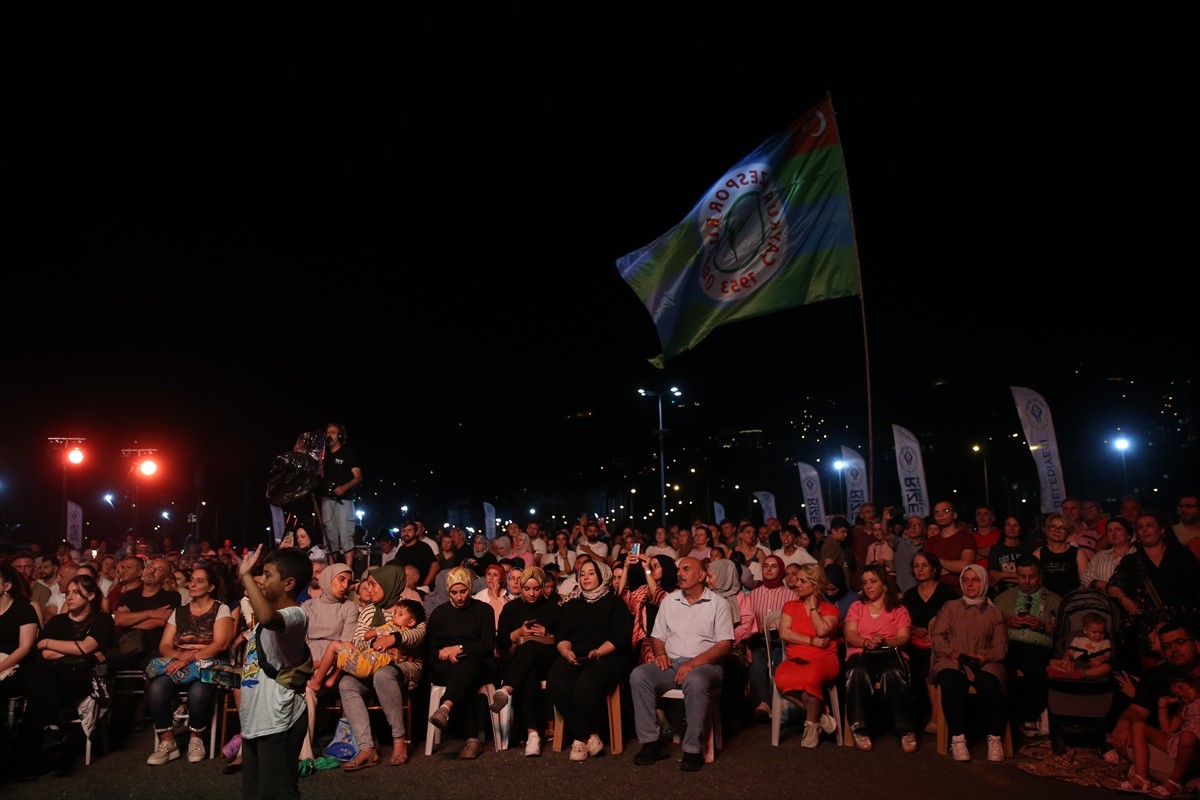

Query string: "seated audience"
[[427, 566, 497, 760], [546, 558, 633, 761], [144, 565, 236, 765], [1109, 616, 1200, 792], [901, 551, 957, 732], [491, 566, 561, 756], [775, 563, 842, 747], [930, 564, 1008, 762], [746, 555, 796, 721], [842, 564, 917, 753], [994, 553, 1061, 738], [630, 557, 731, 772], [0, 562, 40, 709], [16, 574, 114, 780], [339, 564, 422, 769]]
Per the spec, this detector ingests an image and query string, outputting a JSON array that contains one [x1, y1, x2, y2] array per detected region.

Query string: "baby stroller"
[[1045, 587, 1123, 754]]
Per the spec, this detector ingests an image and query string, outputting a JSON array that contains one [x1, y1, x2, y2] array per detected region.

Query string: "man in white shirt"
[[630, 557, 733, 772], [774, 524, 818, 568], [575, 521, 609, 564]]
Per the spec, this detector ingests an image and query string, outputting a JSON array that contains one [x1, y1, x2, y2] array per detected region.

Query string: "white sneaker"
[[986, 734, 1005, 762], [950, 734, 970, 762], [801, 721, 820, 748], [569, 740, 589, 762], [586, 733, 605, 757], [524, 731, 541, 757], [187, 736, 207, 763], [148, 739, 180, 765], [818, 713, 837, 734]]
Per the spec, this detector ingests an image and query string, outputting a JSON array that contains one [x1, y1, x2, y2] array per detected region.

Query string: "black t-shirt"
[[322, 444, 361, 497], [115, 588, 182, 655], [394, 543, 436, 588]]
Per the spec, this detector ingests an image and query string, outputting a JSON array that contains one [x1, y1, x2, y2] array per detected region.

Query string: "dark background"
[[3, 6, 1197, 547]]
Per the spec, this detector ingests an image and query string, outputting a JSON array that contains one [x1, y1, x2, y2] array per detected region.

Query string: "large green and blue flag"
[[616, 95, 859, 366]]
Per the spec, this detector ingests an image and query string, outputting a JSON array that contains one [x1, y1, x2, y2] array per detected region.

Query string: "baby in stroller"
[[1048, 611, 1113, 680]]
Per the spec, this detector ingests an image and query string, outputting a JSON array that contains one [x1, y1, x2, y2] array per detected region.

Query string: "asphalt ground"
[[0, 707, 1117, 800]]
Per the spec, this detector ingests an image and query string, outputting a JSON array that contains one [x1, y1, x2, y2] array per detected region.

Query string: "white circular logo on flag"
[[696, 161, 788, 302]]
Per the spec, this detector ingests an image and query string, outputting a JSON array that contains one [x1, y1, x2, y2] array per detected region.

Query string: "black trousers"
[[935, 667, 1006, 737], [1005, 640, 1051, 724], [844, 652, 915, 734]]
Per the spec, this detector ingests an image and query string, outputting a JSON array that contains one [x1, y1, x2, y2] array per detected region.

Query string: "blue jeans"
[[747, 642, 782, 708], [148, 673, 218, 731], [630, 658, 723, 755]]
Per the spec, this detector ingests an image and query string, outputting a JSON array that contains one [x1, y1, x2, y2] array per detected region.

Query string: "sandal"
[[1150, 780, 1184, 797], [342, 749, 379, 771], [1118, 774, 1154, 793], [852, 732, 873, 752], [390, 744, 409, 766]]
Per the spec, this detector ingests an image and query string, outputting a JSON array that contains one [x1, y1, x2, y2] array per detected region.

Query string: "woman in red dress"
[[775, 563, 842, 748]]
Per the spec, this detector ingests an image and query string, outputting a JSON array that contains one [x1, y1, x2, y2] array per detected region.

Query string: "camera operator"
[[320, 422, 363, 568]]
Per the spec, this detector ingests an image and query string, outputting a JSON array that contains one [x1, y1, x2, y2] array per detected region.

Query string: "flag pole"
[[831, 93, 874, 500]]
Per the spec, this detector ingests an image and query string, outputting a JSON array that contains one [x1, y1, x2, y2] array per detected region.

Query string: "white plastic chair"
[[424, 682, 505, 755], [764, 608, 841, 746], [661, 686, 721, 763]]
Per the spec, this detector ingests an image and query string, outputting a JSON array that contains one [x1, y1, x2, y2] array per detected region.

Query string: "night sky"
[[4, 6, 1197, 544]]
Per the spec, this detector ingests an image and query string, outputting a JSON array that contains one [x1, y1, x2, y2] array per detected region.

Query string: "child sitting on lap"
[[307, 598, 426, 691]]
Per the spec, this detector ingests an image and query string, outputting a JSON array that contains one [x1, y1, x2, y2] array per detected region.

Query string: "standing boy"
[[238, 545, 313, 800]]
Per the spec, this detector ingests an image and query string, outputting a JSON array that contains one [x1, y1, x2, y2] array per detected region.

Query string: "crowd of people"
[[2, 491, 1200, 794]]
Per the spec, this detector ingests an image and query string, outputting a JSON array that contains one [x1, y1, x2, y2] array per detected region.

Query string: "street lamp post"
[[833, 459, 846, 515], [48, 437, 86, 543], [638, 387, 682, 529], [972, 444, 990, 507], [1114, 436, 1130, 488], [122, 445, 158, 541]]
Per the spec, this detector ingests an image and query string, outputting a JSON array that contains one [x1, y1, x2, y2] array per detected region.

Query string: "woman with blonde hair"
[[427, 566, 498, 760], [775, 563, 842, 747]]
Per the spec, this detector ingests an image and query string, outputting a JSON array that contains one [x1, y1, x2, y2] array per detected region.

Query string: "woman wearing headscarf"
[[462, 535, 495, 578], [545, 558, 633, 761], [707, 558, 755, 726], [423, 566, 454, 618], [427, 566, 497, 760], [747, 554, 796, 720], [491, 566, 561, 756], [338, 564, 419, 769], [299, 563, 358, 761], [708, 559, 755, 641], [930, 563, 1008, 762]]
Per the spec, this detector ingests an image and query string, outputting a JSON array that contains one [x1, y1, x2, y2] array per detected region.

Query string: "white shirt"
[[774, 546, 817, 567], [576, 539, 609, 562]]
